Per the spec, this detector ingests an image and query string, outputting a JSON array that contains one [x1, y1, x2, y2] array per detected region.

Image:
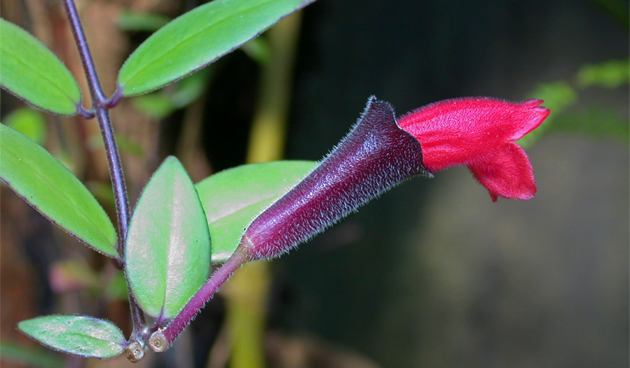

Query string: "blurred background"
[[1, 0, 628, 367]]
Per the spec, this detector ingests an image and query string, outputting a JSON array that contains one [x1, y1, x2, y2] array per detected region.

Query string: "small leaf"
[[132, 68, 211, 118], [49, 260, 101, 293], [88, 133, 145, 157], [170, 67, 211, 108], [0, 124, 118, 257], [117, 0, 314, 96], [241, 37, 272, 65], [86, 181, 116, 207], [518, 81, 578, 148], [117, 10, 171, 32], [0, 19, 82, 115], [576, 59, 630, 89], [196, 161, 316, 262], [132, 93, 175, 118], [105, 270, 129, 301], [3, 107, 47, 145], [18, 315, 126, 359], [126, 156, 211, 320], [0, 341, 64, 368], [552, 106, 629, 141]]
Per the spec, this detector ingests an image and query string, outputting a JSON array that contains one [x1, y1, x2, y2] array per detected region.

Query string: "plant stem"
[[61, 0, 144, 337], [154, 12, 303, 350], [61, 0, 130, 246], [154, 246, 248, 346]]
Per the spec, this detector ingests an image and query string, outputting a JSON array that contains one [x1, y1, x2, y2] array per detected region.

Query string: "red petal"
[[398, 98, 550, 172], [467, 143, 537, 201], [507, 99, 550, 141]]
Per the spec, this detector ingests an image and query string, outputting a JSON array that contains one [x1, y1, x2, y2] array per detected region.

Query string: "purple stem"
[[61, 0, 130, 245], [104, 87, 124, 109], [61, 0, 144, 336], [77, 105, 95, 119], [159, 246, 248, 345]]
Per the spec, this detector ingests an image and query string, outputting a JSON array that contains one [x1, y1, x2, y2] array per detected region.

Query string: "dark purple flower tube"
[[241, 97, 430, 260]]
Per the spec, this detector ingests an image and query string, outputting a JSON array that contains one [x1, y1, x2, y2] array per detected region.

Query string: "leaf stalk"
[[152, 246, 249, 348]]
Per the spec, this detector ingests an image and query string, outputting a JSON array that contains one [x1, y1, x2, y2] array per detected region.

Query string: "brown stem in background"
[[176, 91, 213, 182], [224, 11, 305, 368]]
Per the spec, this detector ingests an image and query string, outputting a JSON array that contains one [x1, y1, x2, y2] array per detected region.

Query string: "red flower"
[[398, 98, 550, 201], [241, 97, 550, 261]]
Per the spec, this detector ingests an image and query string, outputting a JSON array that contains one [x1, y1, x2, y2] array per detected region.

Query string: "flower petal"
[[467, 143, 536, 201], [506, 99, 550, 141], [398, 98, 550, 172]]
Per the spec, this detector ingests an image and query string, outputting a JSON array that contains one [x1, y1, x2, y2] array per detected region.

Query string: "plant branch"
[[61, 0, 144, 337], [150, 246, 249, 350], [61, 0, 130, 245]]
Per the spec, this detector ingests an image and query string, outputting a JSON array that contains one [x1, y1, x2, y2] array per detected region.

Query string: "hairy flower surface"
[[243, 97, 428, 260], [242, 96, 549, 261], [398, 98, 550, 201]]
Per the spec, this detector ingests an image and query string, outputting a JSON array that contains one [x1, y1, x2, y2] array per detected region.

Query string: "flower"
[[398, 98, 550, 201], [156, 97, 550, 349], [241, 96, 549, 261]]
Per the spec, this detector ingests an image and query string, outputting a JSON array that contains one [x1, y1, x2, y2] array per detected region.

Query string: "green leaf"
[[132, 68, 211, 118], [117, 10, 171, 32], [2, 107, 47, 145], [86, 181, 116, 207], [551, 106, 629, 142], [196, 161, 316, 262], [132, 93, 176, 118], [87, 133, 145, 157], [576, 59, 630, 89], [125, 156, 211, 320], [105, 270, 129, 301], [170, 67, 211, 107], [0, 124, 118, 257], [241, 37, 272, 65], [18, 315, 126, 359], [519, 81, 578, 148], [0, 19, 82, 115], [0, 341, 64, 368], [117, 0, 314, 96], [50, 259, 101, 292]]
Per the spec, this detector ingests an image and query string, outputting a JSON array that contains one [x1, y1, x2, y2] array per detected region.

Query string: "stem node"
[[124, 341, 145, 363], [149, 332, 168, 353]]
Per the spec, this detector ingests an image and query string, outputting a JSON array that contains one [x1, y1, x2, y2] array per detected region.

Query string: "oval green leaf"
[[0, 341, 64, 368], [0, 19, 82, 115], [125, 156, 211, 320], [18, 315, 126, 359], [3, 107, 47, 145], [0, 124, 118, 257], [196, 160, 316, 262], [117, 10, 171, 32], [117, 0, 314, 96]]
